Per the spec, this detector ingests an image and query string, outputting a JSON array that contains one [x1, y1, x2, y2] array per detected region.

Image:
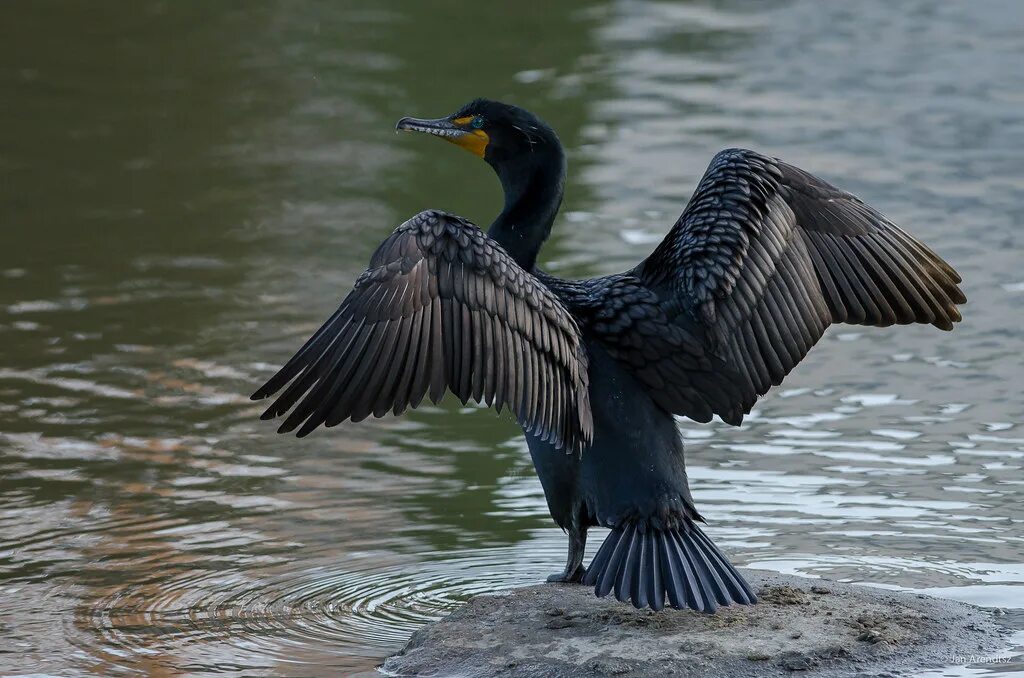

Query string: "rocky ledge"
[[382, 570, 1008, 677]]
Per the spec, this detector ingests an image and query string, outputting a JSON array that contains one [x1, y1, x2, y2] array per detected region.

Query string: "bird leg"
[[547, 525, 587, 583]]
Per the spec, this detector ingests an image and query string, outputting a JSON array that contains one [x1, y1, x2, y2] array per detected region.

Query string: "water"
[[1, 1, 1022, 675]]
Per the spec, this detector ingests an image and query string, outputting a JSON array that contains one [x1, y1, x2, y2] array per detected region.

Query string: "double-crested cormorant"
[[252, 99, 965, 612]]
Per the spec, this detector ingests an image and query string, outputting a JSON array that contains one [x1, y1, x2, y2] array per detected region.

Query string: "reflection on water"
[[1, 0, 1022, 675]]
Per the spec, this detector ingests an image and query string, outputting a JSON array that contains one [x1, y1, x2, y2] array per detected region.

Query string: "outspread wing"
[[577, 273, 750, 426], [252, 210, 593, 453], [622, 148, 965, 422]]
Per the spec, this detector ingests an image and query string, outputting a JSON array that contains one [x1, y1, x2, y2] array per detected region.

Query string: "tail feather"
[[595, 523, 630, 597], [691, 526, 757, 605], [657, 531, 686, 609], [634, 536, 651, 610], [647, 537, 664, 611], [671, 529, 708, 611], [617, 528, 641, 603], [587, 527, 615, 578], [678, 529, 723, 610], [583, 521, 756, 613]]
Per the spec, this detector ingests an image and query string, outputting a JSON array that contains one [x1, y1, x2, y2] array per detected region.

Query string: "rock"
[[856, 628, 887, 644], [383, 570, 1007, 678], [779, 650, 816, 671]]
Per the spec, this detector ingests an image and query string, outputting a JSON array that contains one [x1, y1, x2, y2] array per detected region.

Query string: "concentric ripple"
[[79, 542, 569, 673]]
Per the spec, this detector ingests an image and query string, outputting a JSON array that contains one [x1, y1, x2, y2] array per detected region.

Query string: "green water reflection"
[[2, 1, 1022, 675]]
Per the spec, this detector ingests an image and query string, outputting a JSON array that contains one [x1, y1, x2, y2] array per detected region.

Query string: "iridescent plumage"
[[254, 100, 964, 612]]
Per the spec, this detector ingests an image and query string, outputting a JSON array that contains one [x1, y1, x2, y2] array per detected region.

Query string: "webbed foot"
[[547, 564, 586, 584]]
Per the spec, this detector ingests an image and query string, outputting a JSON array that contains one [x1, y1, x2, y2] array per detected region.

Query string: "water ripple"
[[79, 545, 565, 672]]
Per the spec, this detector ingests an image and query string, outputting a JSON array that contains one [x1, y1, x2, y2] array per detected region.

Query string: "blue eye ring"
[[471, 115, 485, 129]]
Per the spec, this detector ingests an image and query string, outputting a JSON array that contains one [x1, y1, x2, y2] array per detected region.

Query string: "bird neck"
[[487, 149, 566, 271]]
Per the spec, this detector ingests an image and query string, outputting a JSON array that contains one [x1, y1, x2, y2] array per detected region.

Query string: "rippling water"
[[1, 1, 1022, 675]]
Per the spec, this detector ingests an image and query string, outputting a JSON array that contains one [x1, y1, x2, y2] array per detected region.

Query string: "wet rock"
[[856, 628, 887, 644], [760, 585, 809, 606], [816, 645, 850, 660], [383, 570, 1007, 678], [779, 650, 816, 671]]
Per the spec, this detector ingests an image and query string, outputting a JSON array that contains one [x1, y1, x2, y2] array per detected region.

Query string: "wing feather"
[[253, 210, 593, 453], [597, 148, 967, 423]]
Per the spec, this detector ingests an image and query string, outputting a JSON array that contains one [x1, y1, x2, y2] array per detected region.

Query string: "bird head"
[[396, 98, 560, 170]]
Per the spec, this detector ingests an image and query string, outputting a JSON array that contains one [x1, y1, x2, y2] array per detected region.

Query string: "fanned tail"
[[582, 520, 756, 612]]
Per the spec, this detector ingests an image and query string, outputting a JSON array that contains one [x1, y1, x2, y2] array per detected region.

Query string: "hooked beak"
[[396, 115, 489, 158], [396, 116, 460, 137]]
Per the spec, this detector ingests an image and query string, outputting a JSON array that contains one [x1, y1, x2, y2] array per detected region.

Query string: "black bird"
[[252, 99, 965, 612]]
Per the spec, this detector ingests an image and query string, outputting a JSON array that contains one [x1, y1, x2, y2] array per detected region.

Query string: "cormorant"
[[252, 99, 965, 612]]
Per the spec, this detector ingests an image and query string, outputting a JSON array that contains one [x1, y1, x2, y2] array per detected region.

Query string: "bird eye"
[[471, 115, 485, 129]]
